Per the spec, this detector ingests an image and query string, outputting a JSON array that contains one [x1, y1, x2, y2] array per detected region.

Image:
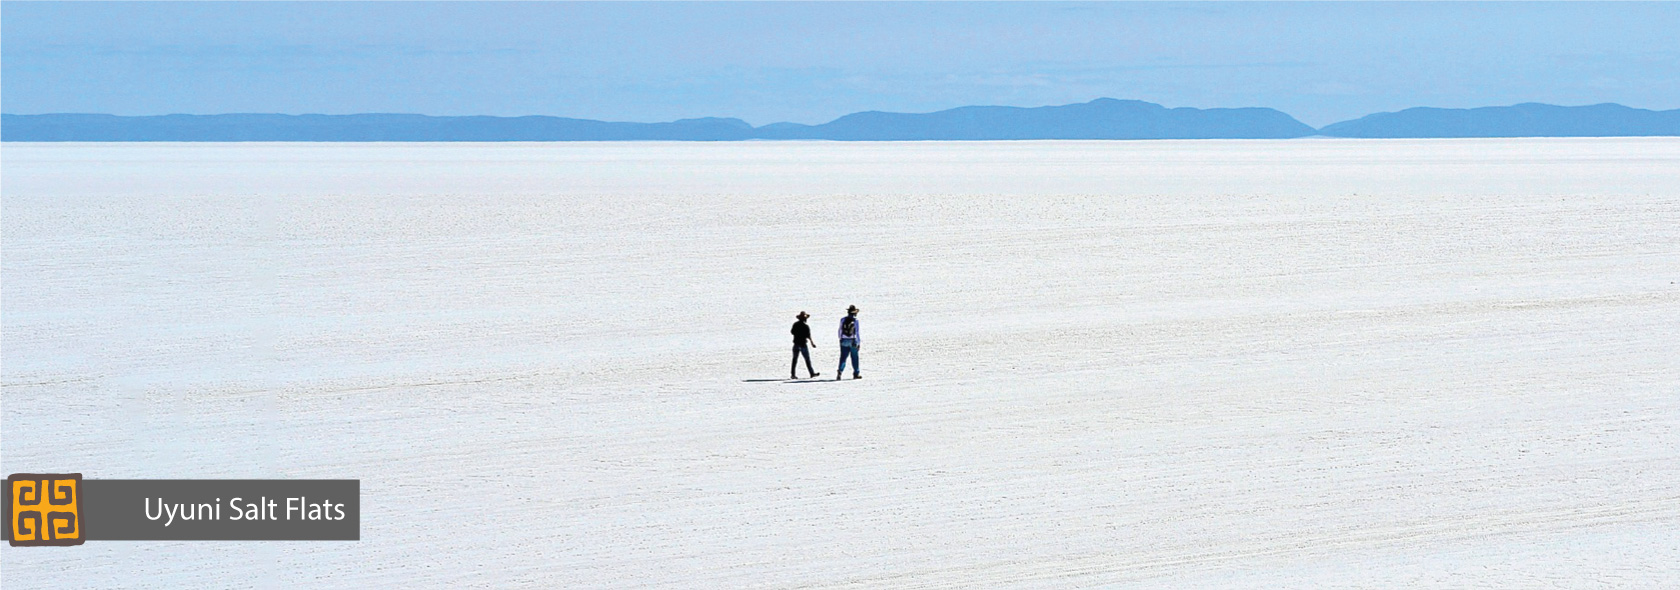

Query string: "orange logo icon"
[[7, 474, 84, 546]]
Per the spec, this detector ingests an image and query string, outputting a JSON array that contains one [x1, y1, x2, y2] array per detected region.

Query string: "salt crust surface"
[[4, 139, 1677, 588]]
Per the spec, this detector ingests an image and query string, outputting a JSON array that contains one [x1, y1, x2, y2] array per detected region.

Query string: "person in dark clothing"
[[836, 305, 860, 380], [791, 312, 820, 379]]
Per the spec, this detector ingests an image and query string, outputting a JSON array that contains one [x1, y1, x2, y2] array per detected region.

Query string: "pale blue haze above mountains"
[[5, 0, 1676, 141], [4, 2, 1677, 128], [6, 100, 1678, 141]]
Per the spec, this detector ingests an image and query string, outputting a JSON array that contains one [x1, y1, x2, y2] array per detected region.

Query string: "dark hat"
[[797, 311, 809, 319], [847, 305, 859, 313]]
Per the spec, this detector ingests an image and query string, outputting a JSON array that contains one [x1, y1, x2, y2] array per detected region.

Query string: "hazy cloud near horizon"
[[4, 2, 1677, 127]]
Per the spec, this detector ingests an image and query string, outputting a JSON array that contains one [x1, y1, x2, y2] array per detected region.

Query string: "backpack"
[[841, 316, 857, 338]]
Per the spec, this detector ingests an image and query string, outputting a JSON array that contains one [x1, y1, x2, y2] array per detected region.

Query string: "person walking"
[[791, 312, 820, 379], [836, 305, 861, 380]]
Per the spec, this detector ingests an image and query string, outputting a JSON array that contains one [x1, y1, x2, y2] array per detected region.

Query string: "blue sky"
[[4, 2, 1677, 127]]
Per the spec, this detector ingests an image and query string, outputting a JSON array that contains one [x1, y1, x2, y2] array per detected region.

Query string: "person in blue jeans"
[[836, 305, 861, 380]]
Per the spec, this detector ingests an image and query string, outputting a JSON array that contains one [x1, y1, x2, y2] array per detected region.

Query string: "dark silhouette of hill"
[[1317, 103, 1680, 138], [2, 99, 1312, 141], [754, 99, 1315, 140]]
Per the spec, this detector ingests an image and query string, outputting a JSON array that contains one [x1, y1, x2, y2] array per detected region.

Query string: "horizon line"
[[4, 98, 1675, 129]]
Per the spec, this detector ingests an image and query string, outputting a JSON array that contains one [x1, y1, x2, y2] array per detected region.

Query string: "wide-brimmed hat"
[[847, 305, 859, 313], [797, 311, 810, 319]]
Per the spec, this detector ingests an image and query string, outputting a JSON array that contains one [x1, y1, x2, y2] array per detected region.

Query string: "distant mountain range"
[[0, 113, 759, 142], [1318, 103, 1680, 138], [751, 99, 1313, 140], [5, 100, 1677, 141]]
